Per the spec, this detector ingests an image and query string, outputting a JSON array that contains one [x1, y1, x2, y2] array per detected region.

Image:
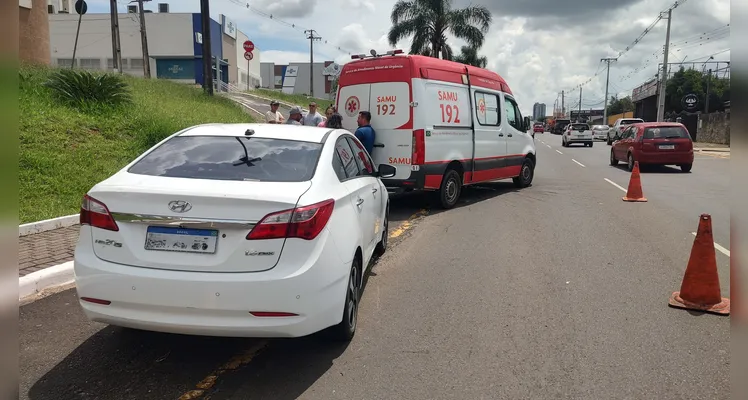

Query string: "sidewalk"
[[693, 142, 730, 152], [19, 225, 79, 277]]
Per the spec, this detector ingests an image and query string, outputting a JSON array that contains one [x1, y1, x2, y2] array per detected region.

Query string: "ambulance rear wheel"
[[437, 169, 462, 209]]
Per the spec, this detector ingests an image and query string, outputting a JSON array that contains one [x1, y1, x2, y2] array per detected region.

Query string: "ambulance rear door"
[[338, 82, 412, 180]]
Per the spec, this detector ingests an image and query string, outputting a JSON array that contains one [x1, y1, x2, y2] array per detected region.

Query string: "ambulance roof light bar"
[[351, 49, 405, 59]]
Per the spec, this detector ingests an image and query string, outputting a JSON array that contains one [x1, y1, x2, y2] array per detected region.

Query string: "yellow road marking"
[[178, 341, 268, 400], [389, 209, 428, 239]]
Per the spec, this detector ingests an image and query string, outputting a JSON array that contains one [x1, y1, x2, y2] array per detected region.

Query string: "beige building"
[[19, 0, 50, 65]]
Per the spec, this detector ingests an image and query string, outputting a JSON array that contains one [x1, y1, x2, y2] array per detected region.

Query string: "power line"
[[558, 0, 689, 94], [669, 24, 729, 47]]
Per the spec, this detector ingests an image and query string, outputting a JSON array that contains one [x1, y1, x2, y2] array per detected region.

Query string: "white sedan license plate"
[[145, 226, 218, 254], [659, 145, 675, 150]]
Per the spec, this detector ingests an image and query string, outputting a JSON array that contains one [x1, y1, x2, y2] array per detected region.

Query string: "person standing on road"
[[319, 106, 337, 127], [303, 102, 324, 126], [265, 100, 285, 124], [354, 111, 375, 155], [286, 106, 304, 125]]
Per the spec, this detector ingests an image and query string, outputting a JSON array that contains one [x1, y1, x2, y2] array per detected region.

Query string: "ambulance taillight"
[[412, 129, 425, 165]]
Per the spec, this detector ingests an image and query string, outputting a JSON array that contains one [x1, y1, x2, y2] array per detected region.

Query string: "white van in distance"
[[336, 51, 537, 208]]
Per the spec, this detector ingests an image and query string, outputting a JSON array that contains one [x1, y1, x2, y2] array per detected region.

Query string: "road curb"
[[19, 214, 79, 237], [19, 261, 75, 301], [696, 148, 730, 153]]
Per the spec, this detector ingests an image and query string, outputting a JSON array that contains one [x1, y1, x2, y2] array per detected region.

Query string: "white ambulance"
[[336, 51, 537, 209]]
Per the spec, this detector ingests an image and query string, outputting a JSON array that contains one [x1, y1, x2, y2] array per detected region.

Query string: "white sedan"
[[74, 123, 395, 341], [591, 125, 609, 141], [561, 123, 594, 147]]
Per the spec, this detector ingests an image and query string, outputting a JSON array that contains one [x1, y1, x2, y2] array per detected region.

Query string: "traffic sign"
[[243, 40, 255, 53], [75, 0, 87, 15], [244, 52, 253, 61]]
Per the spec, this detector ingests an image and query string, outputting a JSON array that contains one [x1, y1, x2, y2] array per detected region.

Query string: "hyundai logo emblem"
[[168, 200, 192, 213]]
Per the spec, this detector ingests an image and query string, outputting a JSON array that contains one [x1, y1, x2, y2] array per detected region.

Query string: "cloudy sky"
[[94, 0, 730, 115]]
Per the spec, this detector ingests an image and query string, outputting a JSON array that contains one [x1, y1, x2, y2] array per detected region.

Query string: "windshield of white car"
[[643, 126, 690, 139], [593, 125, 609, 130], [127, 136, 323, 182]]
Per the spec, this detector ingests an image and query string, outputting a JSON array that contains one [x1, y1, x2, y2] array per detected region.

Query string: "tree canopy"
[[387, 0, 492, 61], [665, 67, 729, 114]]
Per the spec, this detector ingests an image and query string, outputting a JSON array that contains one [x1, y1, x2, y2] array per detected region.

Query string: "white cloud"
[[251, 0, 318, 19], [261, 50, 318, 65]]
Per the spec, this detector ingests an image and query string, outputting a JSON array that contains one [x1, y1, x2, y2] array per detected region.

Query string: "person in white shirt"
[[302, 102, 324, 126], [265, 100, 285, 124]]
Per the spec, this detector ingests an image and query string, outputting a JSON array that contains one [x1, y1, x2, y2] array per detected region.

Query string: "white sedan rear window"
[[128, 136, 322, 182]]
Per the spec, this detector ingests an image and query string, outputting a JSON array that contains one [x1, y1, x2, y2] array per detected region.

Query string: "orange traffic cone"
[[622, 161, 647, 202], [668, 214, 730, 315]]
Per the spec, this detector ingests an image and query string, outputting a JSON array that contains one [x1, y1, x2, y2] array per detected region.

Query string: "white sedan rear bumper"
[[592, 132, 608, 140], [565, 133, 593, 143], [73, 226, 349, 338]]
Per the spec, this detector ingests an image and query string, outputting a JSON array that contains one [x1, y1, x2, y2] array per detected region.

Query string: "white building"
[[260, 61, 341, 99], [47, 4, 261, 87]]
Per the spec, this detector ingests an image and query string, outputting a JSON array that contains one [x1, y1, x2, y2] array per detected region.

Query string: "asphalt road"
[[20, 133, 730, 400]]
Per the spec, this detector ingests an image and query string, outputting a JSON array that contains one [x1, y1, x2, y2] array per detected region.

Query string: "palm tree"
[[454, 45, 487, 68], [387, 0, 492, 60]]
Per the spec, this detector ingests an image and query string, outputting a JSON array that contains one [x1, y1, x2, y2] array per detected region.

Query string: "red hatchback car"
[[609, 122, 694, 172], [533, 123, 544, 133]]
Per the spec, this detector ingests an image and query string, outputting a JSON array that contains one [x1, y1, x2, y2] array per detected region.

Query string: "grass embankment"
[[252, 88, 334, 110], [19, 66, 254, 223]]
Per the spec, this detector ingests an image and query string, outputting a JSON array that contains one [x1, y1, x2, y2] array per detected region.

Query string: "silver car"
[[591, 125, 609, 141]]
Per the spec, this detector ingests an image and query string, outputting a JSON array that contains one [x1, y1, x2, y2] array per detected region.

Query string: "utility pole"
[[200, 0, 213, 95], [601, 57, 617, 125], [305, 29, 321, 97], [133, 0, 151, 78], [561, 90, 565, 117], [704, 68, 712, 114], [656, 8, 672, 122], [578, 86, 582, 118]]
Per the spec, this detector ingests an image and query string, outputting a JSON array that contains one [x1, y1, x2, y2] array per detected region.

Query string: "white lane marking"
[[572, 159, 586, 168], [691, 232, 730, 257], [556, 149, 563, 154], [546, 144, 552, 148], [604, 178, 627, 193]]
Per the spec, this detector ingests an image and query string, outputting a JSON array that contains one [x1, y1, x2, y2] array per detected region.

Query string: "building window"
[[79, 58, 101, 70], [57, 58, 75, 67], [129, 58, 144, 70]]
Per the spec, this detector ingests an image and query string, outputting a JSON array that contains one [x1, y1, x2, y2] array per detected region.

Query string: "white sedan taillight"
[[80, 194, 119, 231], [247, 199, 335, 241]]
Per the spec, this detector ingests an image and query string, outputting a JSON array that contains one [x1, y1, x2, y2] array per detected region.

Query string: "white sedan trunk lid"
[[88, 172, 311, 273]]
